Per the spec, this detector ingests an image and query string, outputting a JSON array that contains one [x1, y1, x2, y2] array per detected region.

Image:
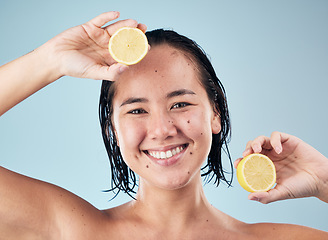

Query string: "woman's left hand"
[[234, 132, 328, 204]]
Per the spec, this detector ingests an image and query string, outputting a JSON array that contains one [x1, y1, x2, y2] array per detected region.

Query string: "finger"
[[250, 135, 267, 153], [245, 140, 252, 151], [242, 148, 252, 157], [87, 11, 120, 28], [243, 141, 254, 157], [84, 63, 129, 81], [248, 188, 290, 204], [137, 23, 148, 33], [270, 131, 283, 154], [105, 19, 139, 35], [234, 158, 243, 169]]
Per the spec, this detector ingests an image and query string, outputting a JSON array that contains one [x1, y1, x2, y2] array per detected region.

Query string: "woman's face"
[[112, 45, 221, 190]]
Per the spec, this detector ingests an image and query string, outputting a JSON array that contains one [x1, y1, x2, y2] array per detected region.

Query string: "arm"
[[235, 131, 328, 204], [0, 166, 107, 239], [0, 48, 59, 116], [0, 11, 147, 238], [0, 11, 147, 116]]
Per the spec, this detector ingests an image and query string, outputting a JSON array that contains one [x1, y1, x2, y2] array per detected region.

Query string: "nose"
[[147, 111, 177, 140]]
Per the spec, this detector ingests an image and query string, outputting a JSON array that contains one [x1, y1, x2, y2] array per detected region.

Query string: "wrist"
[[317, 180, 328, 203], [32, 42, 63, 84], [316, 156, 328, 203]]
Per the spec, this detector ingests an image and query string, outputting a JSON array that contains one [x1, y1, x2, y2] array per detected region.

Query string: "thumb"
[[248, 188, 291, 204], [85, 63, 129, 81]]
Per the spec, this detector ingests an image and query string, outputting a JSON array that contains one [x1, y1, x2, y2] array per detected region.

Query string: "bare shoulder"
[[245, 222, 328, 240], [0, 166, 107, 239], [45, 182, 109, 239]]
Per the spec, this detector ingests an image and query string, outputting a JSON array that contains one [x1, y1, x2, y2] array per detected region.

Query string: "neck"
[[131, 172, 214, 227]]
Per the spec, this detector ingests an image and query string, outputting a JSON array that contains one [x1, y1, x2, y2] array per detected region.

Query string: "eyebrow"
[[120, 89, 196, 107], [166, 89, 196, 99], [120, 97, 148, 107]]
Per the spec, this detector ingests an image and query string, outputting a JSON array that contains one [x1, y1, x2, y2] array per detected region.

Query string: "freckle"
[[200, 133, 203, 135], [187, 171, 190, 174], [206, 219, 209, 222]]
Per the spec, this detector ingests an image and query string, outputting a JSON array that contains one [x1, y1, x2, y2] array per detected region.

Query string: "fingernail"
[[119, 65, 128, 73], [275, 146, 282, 154], [243, 148, 251, 155], [253, 144, 261, 153], [242, 150, 249, 157], [250, 197, 261, 202]]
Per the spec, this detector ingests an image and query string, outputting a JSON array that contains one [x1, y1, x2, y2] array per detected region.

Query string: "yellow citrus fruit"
[[237, 153, 276, 192], [108, 27, 148, 65]]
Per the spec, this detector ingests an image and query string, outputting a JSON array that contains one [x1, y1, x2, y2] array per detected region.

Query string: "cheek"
[[114, 117, 146, 163], [179, 110, 212, 141], [118, 121, 145, 149], [117, 122, 146, 172]]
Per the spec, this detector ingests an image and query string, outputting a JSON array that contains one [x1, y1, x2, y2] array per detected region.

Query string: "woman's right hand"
[[39, 11, 147, 81], [0, 11, 147, 116], [235, 132, 328, 204]]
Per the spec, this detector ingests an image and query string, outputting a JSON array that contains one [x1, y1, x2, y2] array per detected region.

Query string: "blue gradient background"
[[1, 0, 327, 232]]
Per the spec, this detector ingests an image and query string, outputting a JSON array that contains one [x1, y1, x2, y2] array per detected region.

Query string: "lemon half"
[[108, 27, 148, 65], [237, 153, 276, 192]]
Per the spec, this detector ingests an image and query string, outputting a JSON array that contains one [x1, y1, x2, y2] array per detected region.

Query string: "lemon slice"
[[108, 27, 148, 65], [237, 153, 276, 192]]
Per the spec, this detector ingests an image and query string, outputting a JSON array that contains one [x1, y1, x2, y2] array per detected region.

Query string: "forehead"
[[114, 45, 204, 99]]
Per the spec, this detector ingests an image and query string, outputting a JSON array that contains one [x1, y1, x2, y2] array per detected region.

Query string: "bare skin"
[[235, 132, 328, 204], [0, 11, 327, 240]]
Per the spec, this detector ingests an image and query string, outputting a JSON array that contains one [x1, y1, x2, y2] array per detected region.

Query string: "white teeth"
[[172, 149, 176, 156], [148, 145, 185, 160], [166, 150, 172, 158], [160, 152, 166, 159], [176, 147, 181, 154]]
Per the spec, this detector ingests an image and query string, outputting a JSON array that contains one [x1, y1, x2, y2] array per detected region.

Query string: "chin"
[[154, 171, 199, 191]]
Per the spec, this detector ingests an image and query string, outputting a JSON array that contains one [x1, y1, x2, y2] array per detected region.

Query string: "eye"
[[128, 108, 147, 114], [171, 102, 191, 109]]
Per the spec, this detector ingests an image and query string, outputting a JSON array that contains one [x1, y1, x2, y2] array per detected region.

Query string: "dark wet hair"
[[99, 29, 232, 198]]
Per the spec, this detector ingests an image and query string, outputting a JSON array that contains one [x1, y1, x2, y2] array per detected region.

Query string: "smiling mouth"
[[145, 144, 188, 160]]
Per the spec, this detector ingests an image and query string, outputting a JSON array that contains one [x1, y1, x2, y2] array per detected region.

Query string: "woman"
[[0, 11, 327, 239]]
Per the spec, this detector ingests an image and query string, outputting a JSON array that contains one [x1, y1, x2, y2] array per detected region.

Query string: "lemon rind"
[[108, 27, 148, 65]]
